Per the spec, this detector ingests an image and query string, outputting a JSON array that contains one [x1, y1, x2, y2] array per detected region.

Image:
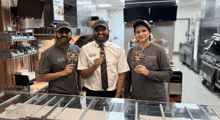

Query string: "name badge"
[[57, 58, 65, 62], [146, 56, 157, 59], [89, 53, 97, 57]]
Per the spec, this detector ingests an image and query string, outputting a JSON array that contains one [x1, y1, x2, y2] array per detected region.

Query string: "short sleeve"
[[76, 46, 80, 54], [37, 52, 51, 75], [77, 47, 89, 70], [117, 48, 130, 74]]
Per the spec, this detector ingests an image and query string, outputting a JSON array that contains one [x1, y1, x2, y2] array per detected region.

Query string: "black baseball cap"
[[55, 22, 72, 33], [133, 19, 151, 32], [93, 20, 109, 30]]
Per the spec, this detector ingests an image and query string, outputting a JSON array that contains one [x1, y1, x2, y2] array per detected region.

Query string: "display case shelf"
[[0, 91, 219, 120], [0, 52, 38, 59], [0, 33, 36, 42]]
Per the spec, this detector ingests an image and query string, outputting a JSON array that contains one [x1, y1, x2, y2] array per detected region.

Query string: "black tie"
[[99, 44, 108, 91]]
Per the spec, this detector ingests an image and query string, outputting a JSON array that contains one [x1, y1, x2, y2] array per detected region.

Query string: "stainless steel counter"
[[0, 91, 219, 120]]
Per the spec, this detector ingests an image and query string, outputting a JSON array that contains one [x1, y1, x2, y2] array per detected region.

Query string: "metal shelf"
[[0, 33, 36, 42], [0, 52, 38, 59]]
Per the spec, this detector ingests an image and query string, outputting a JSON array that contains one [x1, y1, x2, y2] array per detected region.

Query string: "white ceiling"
[[176, 0, 203, 7]]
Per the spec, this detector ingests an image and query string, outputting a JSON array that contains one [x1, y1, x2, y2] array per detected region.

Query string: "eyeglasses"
[[94, 26, 107, 32], [57, 29, 71, 35]]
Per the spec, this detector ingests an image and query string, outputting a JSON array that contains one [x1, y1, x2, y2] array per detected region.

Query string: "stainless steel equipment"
[[0, 49, 19, 59], [216, 67, 220, 90], [42, 0, 93, 36], [0, 33, 36, 42], [0, 91, 219, 120], [0, 31, 37, 59], [191, 18, 218, 73], [0, 47, 38, 59], [179, 42, 194, 67], [200, 33, 220, 91]]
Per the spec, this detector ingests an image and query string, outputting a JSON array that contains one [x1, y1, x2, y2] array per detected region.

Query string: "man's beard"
[[94, 34, 109, 44], [56, 36, 71, 45]]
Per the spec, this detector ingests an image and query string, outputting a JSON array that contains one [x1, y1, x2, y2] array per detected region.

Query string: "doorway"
[[174, 18, 190, 53]]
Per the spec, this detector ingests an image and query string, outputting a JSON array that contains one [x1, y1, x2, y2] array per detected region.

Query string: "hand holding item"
[[62, 64, 74, 76], [134, 65, 149, 76], [100, 50, 105, 58], [67, 49, 79, 63], [93, 57, 103, 68], [132, 51, 144, 65]]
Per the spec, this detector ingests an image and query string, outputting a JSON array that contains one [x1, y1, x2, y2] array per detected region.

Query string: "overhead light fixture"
[[176, 0, 179, 3], [120, 0, 125, 3], [97, 4, 112, 8]]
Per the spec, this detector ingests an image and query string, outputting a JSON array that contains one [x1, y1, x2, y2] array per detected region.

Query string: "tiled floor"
[[172, 55, 220, 106]]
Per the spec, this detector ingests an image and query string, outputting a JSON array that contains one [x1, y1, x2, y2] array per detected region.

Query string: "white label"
[[174, 103, 199, 109], [108, 112, 124, 120], [111, 98, 124, 104]]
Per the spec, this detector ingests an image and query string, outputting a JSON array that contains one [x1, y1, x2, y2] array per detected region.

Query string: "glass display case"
[[0, 91, 219, 120]]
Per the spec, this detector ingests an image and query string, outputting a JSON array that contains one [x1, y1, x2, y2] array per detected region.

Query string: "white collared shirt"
[[77, 41, 130, 91]]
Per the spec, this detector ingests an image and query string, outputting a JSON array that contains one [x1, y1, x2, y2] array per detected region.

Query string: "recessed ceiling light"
[[98, 4, 112, 8]]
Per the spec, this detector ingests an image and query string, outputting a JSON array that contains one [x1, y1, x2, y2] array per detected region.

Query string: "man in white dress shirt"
[[77, 20, 130, 98]]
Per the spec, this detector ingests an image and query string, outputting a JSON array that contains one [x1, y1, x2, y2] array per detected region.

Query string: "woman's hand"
[[134, 65, 149, 76]]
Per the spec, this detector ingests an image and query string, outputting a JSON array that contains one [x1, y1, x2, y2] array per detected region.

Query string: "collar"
[[137, 42, 152, 51], [94, 40, 110, 48], [54, 44, 70, 51]]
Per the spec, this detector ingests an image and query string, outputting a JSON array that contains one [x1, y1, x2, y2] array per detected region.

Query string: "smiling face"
[[55, 28, 72, 45], [93, 25, 110, 44], [135, 25, 152, 43]]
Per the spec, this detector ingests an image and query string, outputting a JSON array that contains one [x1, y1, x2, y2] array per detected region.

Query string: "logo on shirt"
[[67, 49, 79, 63], [132, 51, 144, 64]]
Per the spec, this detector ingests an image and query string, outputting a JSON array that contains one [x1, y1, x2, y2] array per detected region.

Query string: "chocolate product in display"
[[132, 50, 144, 65], [99, 50, 105, 58], [67, 49, 79, 64]]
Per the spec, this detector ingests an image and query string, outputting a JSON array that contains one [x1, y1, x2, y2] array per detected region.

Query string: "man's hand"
[[93, 57, 103, 68], [62, 64, 74, 76], [80, 57, 103, 79], [134, 65, 149, 76]]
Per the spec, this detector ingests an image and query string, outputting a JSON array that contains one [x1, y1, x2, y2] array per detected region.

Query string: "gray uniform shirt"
[[38, 44, 80, 95], [124, 43, 173, 101]]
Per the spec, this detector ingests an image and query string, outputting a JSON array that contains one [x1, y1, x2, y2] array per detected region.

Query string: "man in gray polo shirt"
[[36, 22, 80, 95]]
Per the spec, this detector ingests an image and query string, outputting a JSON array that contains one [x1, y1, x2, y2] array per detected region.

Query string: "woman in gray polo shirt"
[[124, 19, 173, 102]]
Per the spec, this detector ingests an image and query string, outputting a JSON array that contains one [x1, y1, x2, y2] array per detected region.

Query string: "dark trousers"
[[83, 86, 117, 98]]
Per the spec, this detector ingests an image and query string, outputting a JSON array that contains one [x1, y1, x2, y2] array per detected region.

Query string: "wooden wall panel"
[[15, 58, 22, 71], [6, 59, 15, 85], [0, 0, 3, 33], [23, 56, 31, 71], [34, 55, 39, 72]]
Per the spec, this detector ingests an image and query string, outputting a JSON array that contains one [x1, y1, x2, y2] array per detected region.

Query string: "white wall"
[[174, 5, 201, 52], [90, 0, 125, 52], [94, 8, 125, 52], [109, 9, 125, 52], [177, 5, 201, 31]]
